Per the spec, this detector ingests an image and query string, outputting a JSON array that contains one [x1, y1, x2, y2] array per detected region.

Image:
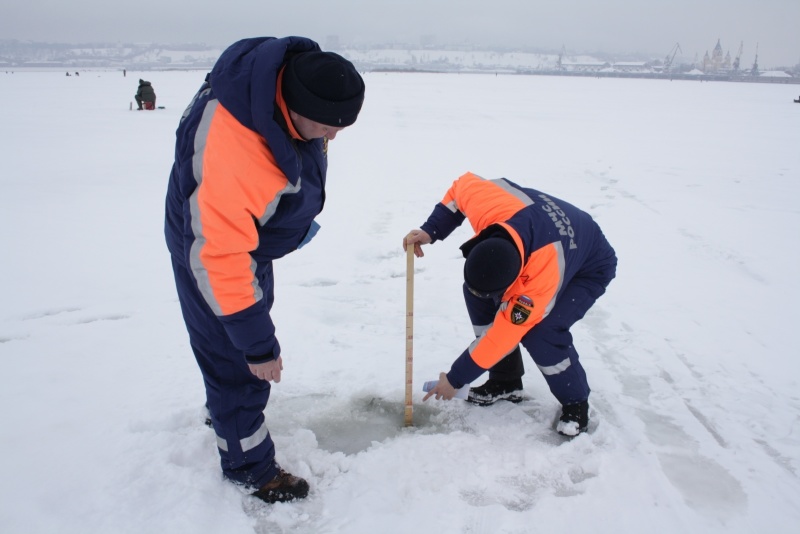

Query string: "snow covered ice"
[[0, 69, 798, 533]]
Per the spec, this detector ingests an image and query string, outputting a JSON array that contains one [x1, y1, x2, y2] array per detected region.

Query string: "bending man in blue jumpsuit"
[[404, 173, 617, 436]]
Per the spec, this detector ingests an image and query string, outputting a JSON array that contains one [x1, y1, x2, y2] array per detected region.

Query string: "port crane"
[[556, 44, 566, 70], [732, 41, 744, 72], [664, 43, 682, 72], [751, 43, 759, 76]]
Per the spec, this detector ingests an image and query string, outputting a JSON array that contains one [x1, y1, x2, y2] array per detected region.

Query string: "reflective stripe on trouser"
[[519, 281, 602, 405], [171, 256, 279, 488]]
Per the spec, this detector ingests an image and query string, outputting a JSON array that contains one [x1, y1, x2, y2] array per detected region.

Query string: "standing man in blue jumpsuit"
[[165, 37, 365, 502]]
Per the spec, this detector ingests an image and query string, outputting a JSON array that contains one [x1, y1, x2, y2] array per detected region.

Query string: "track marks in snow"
[[3, 306, 132, 343], [21, 306, 82, 320], [297, 278, 338, 288], [656, 452, 747, 513], [678, 227, 766, 283], [586, 308, 748, 518], [0, 334, 27, 344], [637, 399, 747, 516], [74, 313, 130, 324], [18, 306, 131, 325], [684, 401, 727, 448], [754, 439, 798, 477], [586, 168, 661, 214]]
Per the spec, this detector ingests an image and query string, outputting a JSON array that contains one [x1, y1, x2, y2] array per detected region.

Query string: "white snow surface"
[[1, 70, 799, 533]]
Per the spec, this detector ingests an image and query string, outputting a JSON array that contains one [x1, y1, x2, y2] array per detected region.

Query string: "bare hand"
[[422, 372, 457, 401], [248, 356, 283, 383], [403, 229, 432, 258]]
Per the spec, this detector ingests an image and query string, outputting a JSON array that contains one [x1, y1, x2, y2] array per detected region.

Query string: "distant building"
[[702, 39, 732, 73], [561, 60, 608, 72], [610, 61, 650, 73]]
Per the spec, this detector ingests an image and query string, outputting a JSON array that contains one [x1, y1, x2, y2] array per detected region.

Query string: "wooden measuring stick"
[[404, 244, 414, 427]]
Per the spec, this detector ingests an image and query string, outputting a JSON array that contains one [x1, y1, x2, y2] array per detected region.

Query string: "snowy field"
[[1, 68, 799, 533]]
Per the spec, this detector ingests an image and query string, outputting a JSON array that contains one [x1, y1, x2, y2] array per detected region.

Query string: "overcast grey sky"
[[2, 0, 798, 67]]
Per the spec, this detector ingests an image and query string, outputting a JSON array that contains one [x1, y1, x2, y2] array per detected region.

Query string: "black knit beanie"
[[463, 237, 521, 298], [282, 51, 365, 127]]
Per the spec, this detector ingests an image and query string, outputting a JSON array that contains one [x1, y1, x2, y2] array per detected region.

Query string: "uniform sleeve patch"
[[509, 295, 534, 325]]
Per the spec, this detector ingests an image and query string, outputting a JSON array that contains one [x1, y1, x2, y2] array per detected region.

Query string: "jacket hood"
[[209, 36, 320, 147]]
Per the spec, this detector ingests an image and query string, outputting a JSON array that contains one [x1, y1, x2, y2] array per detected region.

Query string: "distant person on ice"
[[164, 37, 365, 503], [403, 172, 617, 436], [135, 79, 156, 110]]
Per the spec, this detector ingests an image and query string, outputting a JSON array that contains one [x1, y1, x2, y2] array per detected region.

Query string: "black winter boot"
[[556, 401, 589, 437], [252, 469, 309, 504], [467, 378, 524, 406]]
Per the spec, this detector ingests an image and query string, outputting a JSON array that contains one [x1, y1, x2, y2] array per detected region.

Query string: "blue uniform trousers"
[[171, 256, 278, 488], [463, 276, 607, 405]]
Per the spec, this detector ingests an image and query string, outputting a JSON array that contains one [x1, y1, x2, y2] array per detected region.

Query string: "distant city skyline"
[[1, 0, 798, 67]]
